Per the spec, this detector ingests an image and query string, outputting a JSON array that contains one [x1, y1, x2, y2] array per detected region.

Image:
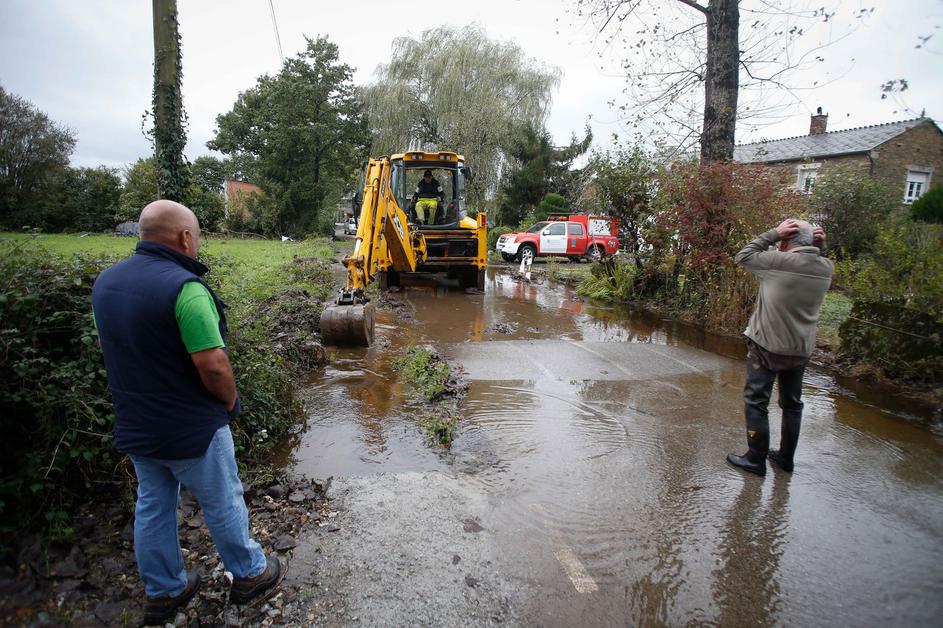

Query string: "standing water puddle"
[[290, 268, 943, 626]]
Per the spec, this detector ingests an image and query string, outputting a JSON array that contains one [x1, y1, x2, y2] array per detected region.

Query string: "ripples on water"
[[292, 269, 943, 625]]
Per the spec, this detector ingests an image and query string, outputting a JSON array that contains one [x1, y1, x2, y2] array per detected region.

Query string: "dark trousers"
[[743, 358, 805, 463]]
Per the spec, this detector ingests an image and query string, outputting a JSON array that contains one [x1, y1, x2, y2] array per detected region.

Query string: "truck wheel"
[[587, 245, 604, 262], [501, 252, 515, 263], [518, 244, 537, 264]]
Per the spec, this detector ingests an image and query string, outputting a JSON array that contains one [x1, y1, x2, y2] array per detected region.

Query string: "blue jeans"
[[129, 425, 266, 597]]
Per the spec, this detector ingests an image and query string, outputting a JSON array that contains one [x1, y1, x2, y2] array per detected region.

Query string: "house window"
[[796, 163, 821, 194], [904, 169, 930, 204]]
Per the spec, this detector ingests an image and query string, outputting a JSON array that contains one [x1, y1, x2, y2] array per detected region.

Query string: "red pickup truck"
[[495, 214, 620, 262]]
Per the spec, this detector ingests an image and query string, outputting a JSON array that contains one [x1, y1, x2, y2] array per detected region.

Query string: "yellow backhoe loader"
[[320, 150, 487, 346]]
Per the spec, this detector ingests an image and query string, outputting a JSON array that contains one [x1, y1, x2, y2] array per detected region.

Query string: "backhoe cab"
[[320, 150, 488, 346]]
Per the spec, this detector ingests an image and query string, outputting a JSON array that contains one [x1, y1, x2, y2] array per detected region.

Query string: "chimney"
[[810, 107, 828, 135]]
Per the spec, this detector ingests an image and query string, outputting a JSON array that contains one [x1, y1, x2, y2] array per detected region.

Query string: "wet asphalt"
[[286, 267, 943, 627]]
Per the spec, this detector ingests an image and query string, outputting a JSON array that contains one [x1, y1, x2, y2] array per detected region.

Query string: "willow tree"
[[365, 24, 561, 208]]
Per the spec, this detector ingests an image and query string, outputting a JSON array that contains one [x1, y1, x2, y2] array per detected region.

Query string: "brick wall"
[[870, 120, 943, 203], [224, 180, 262, 221]]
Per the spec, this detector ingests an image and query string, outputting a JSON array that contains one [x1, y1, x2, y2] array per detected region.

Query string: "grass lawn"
[[1, 232, 343, 308], [817, 291, 853, 349]]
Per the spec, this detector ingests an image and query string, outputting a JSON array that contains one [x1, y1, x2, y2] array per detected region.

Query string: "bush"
[[538, 192, 567, 220], [393, 345, 451, 401], [838, 300, 943, 383], [578, 259, 639, 302], [911, 182, 943, 224], [0, 242, 123, 547], [0, 241, 331, 550], [810, 167, 898, 257], [841, 220, 943, 322], [487, 225, 513, 250]]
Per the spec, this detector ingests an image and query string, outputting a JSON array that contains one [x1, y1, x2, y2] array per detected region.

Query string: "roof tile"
[[734, 117, 933, 163]]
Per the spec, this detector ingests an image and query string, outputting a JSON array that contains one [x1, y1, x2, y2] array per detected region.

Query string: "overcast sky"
[[1, 0, 940, 170]]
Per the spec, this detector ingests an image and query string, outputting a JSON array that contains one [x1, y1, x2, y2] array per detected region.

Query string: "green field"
[[1, 232, 347, 305], [1, 232, 341, 265]]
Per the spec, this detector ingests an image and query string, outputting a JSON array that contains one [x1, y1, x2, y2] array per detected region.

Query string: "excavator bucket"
[[319, 302, 376, 347]]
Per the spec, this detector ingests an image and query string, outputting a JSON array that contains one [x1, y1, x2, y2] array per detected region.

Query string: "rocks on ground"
[[0, 476, 332, 627]]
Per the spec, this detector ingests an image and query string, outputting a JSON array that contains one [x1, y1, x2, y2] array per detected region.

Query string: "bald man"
[[93, 201, 280, 624], [726, 219, 834, 477]]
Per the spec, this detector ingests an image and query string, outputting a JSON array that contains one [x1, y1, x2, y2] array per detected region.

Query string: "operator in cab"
[[413, 169, 444, 225]]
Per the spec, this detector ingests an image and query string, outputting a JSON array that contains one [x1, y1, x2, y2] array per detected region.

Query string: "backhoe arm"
[[338, 158, 426, 304]]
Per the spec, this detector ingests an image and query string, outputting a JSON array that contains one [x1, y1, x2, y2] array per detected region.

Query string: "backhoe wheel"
[[519, 244, 537, 264], [319, 302, 376, 347], [476, 268, 485, 291]]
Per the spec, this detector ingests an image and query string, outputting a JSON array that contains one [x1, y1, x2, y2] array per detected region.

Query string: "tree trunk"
[[700, 0, 739, 163], [152, 0, 188, 201]]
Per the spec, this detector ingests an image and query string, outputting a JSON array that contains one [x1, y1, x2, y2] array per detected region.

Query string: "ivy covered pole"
[[152, 0, 189, 201]]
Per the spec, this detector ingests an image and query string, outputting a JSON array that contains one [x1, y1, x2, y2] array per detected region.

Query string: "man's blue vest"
[[92, 241, 233, 459]]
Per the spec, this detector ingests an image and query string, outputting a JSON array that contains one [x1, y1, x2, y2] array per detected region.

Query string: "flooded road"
[[289, 269, 943, 627]]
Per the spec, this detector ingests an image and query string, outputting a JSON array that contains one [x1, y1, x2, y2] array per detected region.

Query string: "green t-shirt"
[[92, 281, 224, 353], [175, 281, 225, 353]]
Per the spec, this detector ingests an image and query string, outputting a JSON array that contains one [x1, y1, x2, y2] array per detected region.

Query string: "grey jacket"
[[736, 229, 834, 358]]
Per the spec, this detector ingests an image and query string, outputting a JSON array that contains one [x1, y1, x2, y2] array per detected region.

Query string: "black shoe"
[[726, 452, 766, 476], [230, 555, 282, 605], [768, 449, 794, 473], [142, 569, 201, 625]]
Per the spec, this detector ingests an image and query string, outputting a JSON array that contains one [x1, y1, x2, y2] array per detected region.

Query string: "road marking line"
[[554, 547, 599, 593], [646, 345, 706, 375], [565, 339, 636, 378], [523, 352, 558, 380], [529, 503, 598, 594]]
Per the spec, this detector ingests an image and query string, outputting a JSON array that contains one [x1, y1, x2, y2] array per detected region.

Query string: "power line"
[[267, 0, 284, 64]]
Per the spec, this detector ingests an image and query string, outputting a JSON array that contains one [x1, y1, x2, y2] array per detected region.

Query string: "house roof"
[[734, 117, 937, 164]]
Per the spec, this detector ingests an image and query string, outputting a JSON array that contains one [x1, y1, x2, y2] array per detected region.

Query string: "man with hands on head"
[[726, 218, 834, 477], [92, 200, 281, 625]]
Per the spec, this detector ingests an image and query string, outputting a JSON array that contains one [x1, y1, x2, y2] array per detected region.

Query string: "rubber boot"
[[769, 411, 801, 472], [727, 403, 769, 476], [726, 429, 768, 476]]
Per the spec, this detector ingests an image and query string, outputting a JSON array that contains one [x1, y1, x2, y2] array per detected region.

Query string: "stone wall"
[[870, 120, 943, 202]]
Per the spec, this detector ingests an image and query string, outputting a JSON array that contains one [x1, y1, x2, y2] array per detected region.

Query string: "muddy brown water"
[[290, 268, 943, 626]]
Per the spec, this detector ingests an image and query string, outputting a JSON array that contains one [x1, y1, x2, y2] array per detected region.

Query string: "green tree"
[[185, 183, 224, 231], [365, 24, 561, 208], [59, 166, 123, 232], [538, 193, 567, 221], [809, 167, 898, 257], [190, 155, 227, 193], [498, 124, 592, 225], [184, 155, 227, 231], [589, 145, 657, 270], [210, 36, 368, 236], [0, 86, 76, 228], [117, 157, 159, 222]]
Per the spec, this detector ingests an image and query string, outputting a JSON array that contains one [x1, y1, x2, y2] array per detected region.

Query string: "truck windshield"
[[526, 222, 549, 233]]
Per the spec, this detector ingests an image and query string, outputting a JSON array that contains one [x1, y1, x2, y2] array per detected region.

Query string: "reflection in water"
[[713, 477, 790, 627], [292, 267, 943, 625]]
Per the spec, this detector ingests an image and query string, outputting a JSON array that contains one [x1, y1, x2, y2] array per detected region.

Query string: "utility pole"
[[152, 0, 189, 201]]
